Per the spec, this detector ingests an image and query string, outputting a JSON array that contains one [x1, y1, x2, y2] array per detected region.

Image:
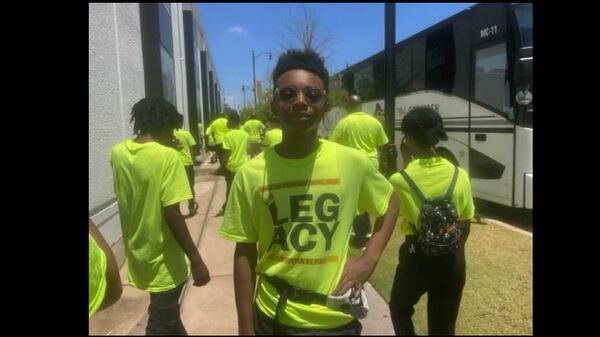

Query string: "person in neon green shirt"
[[110, 98, 210, 335], [387, 107, 474, 336], [204, 124, 218, 163], [242, 112, 266, 158], [330, 95, 389, 170], [209, 114, 231, 174], [261, 115, 283, 148], [89, 219, 122, 319], [330, 95, 390, 249], [174, 114, 199, 216], [219, 49, 399, 335], [218, 112, 249, 216]]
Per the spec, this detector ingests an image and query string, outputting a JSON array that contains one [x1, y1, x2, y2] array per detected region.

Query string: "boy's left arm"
[[334, 192, 399, 297]]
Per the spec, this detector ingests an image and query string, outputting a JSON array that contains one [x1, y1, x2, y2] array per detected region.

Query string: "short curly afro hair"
[[272, 49, 329, 92]]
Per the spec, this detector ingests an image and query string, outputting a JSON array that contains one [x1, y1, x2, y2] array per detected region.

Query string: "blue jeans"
[[146, 283, 187, 335]]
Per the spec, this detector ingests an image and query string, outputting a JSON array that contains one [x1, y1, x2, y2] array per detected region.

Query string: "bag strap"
[[399, 170, 426, 235], [399, 170, 427, 203], [444, 166, 460, 199], [401, 166, 459, 234]]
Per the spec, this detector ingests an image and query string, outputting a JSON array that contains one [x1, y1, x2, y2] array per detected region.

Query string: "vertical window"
[[158, 3, 176, 105], [395, 45, 411, 95], [160, 46, 176, 105], [412, 37, 426, 91], [372, 56, 385, 100], [513, 3, 533, 46], [425, 25, 456, 94], [354, 64, 375, 101], [342, 72, 354, 94], [474, 43, 509, 114]]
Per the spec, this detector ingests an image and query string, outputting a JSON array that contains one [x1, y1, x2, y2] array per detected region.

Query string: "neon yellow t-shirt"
[[263, 128, 283, 147], [389, 157, 475, 236], [223, 129, 249, 172], [219, 139, 394, 329], [89, 234, 107, 319], [242, 119, 266, 144], [210, 118, 230, 144], [330, 112, 389, 169], [110, 140, 193, 292], [174, 128, 197, 166], [205, 126, 216, 146]]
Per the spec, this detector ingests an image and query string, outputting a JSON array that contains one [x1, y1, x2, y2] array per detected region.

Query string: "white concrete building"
[[89, 3, 223, 258]]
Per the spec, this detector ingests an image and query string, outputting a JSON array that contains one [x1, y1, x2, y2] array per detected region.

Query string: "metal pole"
[[252, 49, 257, 106], [242, 86, 246, 108], [384, 3, 397, 176]]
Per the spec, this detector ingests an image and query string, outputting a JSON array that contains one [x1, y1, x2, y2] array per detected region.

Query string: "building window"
[[474, 43, 509, 114], [157, 3, 176, 106], [160, 45, 176, 105]]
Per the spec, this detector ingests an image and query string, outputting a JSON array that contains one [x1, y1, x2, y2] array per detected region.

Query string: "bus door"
[[468, 4, 515, 207]]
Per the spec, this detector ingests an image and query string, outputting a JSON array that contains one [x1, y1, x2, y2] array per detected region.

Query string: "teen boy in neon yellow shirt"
[[110, 98, 210, 334], [330, 95, 390, 249], [220, 49, 399, 335], [174, 115, 198, 216], [209, 114, 231, 173], [242, 113, 266, 158], [218, 112, 249, 216], [262, 115, 283, 148], [205, 125, 218, 163]]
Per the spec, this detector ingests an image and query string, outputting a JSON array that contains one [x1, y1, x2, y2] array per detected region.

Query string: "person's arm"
[[223, 149, 231, 168], [190, 144, 198, 164], [334, 193, 399, 297], [459, 220, 471, 243], [163, 204, 210, 286], [234, 242, 258, 335], [89, 219, 122, 311]]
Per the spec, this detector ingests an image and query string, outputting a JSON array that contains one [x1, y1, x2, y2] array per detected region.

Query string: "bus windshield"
[[513, 3, 532, 47]]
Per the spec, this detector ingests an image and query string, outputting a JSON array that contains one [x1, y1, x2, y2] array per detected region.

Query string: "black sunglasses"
[[275, 86, 326, 104]]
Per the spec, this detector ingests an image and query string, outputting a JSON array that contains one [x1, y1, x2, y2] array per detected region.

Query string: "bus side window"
[[425, 24, 456, 94], [474, 43, 509, 115]]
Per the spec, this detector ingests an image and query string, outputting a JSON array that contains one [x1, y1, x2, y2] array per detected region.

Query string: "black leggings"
[[388, 237, 466, 336]]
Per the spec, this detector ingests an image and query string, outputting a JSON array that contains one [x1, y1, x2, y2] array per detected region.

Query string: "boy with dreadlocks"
[[220, 49, 399, 335], [110, 97, 210, 335]]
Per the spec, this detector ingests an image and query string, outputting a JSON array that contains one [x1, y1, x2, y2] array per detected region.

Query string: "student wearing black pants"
[[389, 236, 466, 335], [387, 106, 474, 335]]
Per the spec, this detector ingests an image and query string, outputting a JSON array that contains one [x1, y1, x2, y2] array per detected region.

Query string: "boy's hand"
[[399, 136, 412, 166], [334, 256, 375, 297], [191, 259, 210, 287]]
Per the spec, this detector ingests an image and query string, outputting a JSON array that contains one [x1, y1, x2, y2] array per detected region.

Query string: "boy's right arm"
[[234, 242, 258, 335], [164, 204, 210, 287], [89, 219, 122, 311]]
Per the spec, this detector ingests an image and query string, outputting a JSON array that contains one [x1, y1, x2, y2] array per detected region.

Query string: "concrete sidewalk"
[[89, 160, 395, 335]]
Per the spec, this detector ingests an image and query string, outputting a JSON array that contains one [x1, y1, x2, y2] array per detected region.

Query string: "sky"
[[196, 3, 475, 111]]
